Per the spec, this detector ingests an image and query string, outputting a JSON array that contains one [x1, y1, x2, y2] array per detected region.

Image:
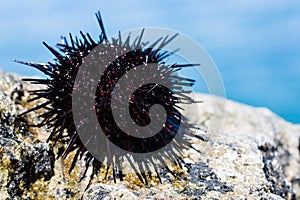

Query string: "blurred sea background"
[[0, 1, 299, 123]]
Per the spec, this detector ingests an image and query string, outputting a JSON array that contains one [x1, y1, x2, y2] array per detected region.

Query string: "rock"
[[0, 136, 55, 199], [186, 94, 300, 199], [0, 70, 299, 199], [0, 73, 55, 199]]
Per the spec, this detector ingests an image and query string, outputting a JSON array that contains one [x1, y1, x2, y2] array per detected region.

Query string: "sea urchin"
[[15, 12, 202, 185]]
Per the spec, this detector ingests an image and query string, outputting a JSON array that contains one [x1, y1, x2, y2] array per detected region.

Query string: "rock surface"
[[0, 70, 299, 199]]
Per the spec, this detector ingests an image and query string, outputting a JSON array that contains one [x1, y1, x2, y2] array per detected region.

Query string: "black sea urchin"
[[16, 12, 202, 185]]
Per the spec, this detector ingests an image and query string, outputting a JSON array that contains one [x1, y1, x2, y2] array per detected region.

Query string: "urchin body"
[[17, 12, 200, 185]]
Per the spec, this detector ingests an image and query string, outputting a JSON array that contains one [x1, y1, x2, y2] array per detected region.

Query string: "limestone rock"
[[187, 94, 300, 199], [0, 70, 299, 199], [0, 73, 55, 199]]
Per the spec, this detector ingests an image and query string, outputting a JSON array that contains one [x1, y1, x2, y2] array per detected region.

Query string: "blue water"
[[0, 1, 299, 123]]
